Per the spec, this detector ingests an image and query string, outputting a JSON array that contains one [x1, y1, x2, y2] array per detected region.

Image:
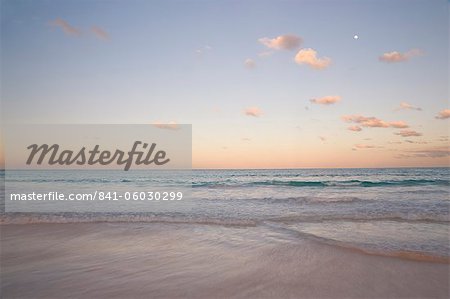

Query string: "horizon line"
[[1, 166, 449, 171]]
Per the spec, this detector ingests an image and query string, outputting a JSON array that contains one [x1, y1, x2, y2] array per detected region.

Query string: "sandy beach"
[[1, 222, 448, 299]]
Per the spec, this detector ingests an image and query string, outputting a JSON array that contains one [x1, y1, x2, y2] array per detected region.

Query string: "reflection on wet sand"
[[1, 223, 449, 298]]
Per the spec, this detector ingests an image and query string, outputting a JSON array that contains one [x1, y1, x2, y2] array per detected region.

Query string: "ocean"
[[1, 167, 449, 260]]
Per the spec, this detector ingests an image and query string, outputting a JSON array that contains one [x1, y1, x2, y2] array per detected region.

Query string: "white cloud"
[[195, 45, 212, 55]]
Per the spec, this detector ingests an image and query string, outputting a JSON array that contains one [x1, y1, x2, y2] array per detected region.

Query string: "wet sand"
[[1, 223, 449, 298]]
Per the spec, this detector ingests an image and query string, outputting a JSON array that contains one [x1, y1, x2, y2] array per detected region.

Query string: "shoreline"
[[1, 219, 449, 264], [1, 222, 449, 298]]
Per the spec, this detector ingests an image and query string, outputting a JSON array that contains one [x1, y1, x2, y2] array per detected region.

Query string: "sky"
[[1, 0, 449, 168]]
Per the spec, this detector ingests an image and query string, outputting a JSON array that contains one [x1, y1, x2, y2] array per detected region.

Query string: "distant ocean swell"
[[1, 212, 448, 225], [5, 178, 172, 184], [0, 213, 259, 226], [193, 179, 450, 188]]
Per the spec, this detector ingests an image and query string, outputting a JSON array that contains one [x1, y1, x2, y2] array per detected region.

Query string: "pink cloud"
[[91, 26, 109, 40], [50, 18, 81, 36], [404, 140, 428, 144], [394, 130, 422, 137], [435, 109, 450, 120], [379, 49, 423, 63], [348, 125, 362, 132], [353, 144, 381, 150], [310, 96, 341, 105], [244, 107, 263, 117], [389, 121, 409, 128], [319, 136, 326, 142], [244, 58, 256, 69], [258, 34, 302, 50], [396, 102, 422, 111], [342, 115, 409, 129], [258, 51, 273, 58], [295, 48, 331, 70], [395, 147, 450, 159], [152, 121, 179, 130]]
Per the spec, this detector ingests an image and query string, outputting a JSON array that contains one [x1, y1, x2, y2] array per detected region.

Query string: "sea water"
[[1, 168, 449, 259]]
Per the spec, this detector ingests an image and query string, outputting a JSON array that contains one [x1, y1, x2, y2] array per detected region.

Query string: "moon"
[[353, 35, 359, 40]]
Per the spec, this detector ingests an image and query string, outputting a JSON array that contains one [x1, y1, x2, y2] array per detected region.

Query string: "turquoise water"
[[1, 168, 449, 258]]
